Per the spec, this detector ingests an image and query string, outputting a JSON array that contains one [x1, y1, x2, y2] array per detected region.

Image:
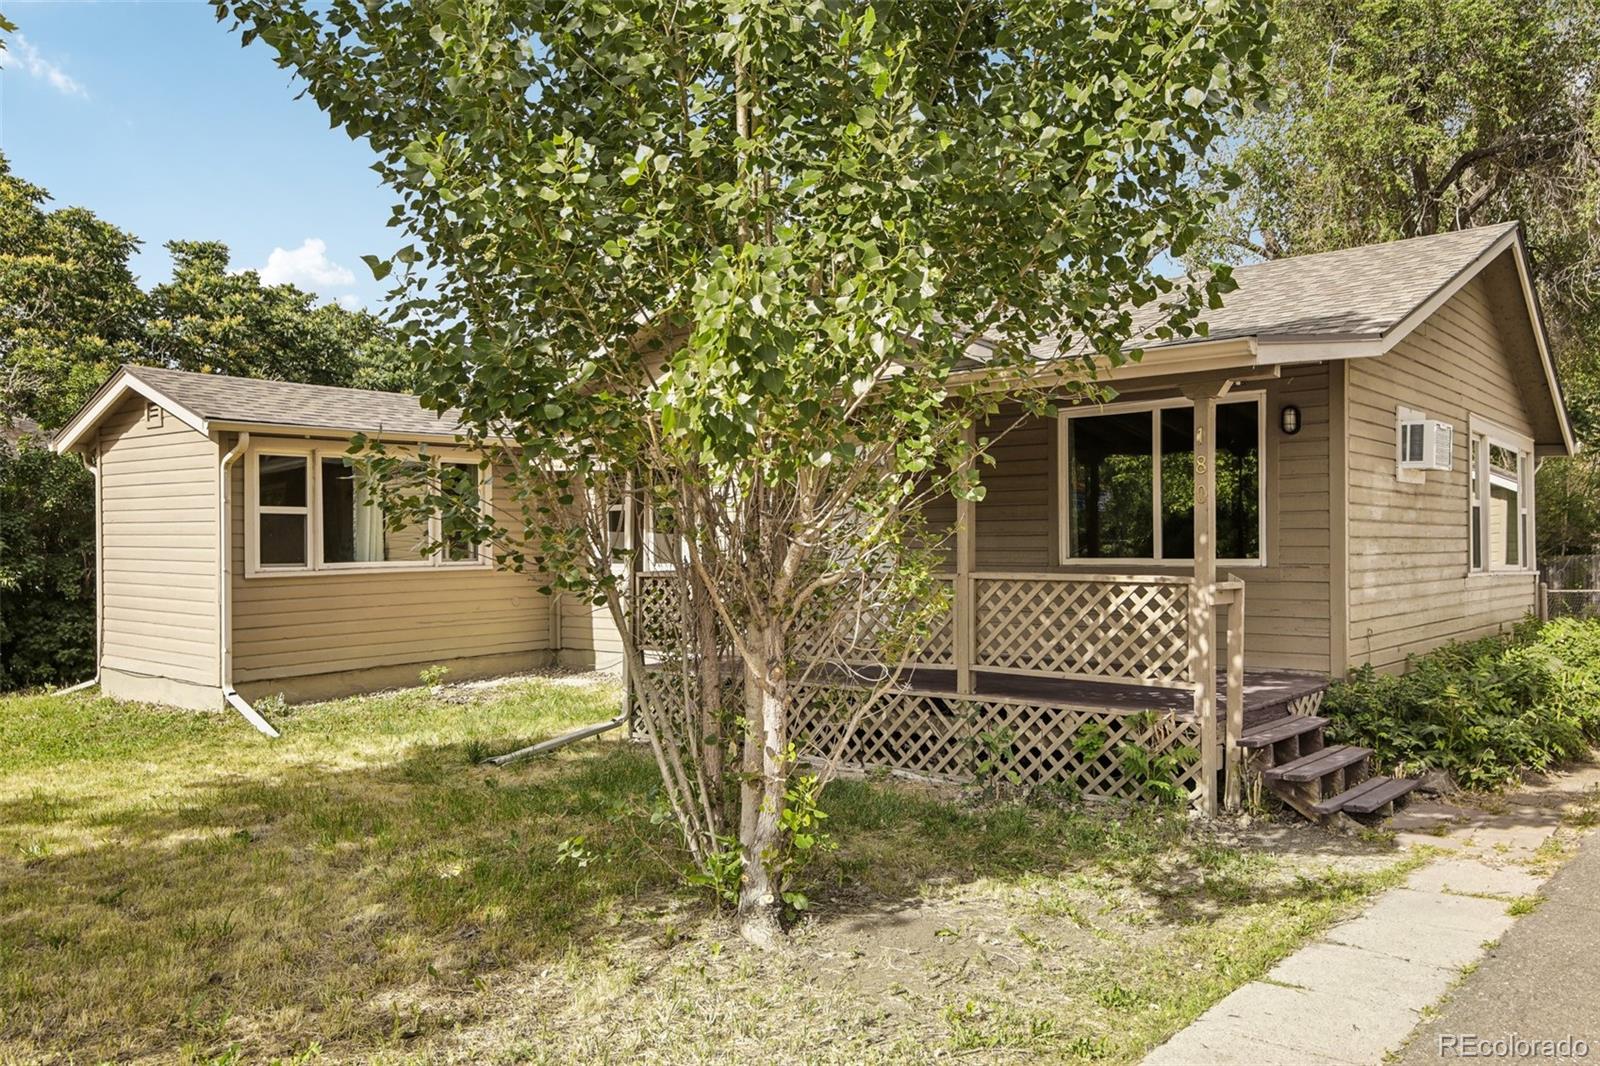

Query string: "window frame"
[[244, 439, 492, 578], [249, 450, 312, 572], [1468, 415, 1536, 575], [1056, 391, 1268, 568]]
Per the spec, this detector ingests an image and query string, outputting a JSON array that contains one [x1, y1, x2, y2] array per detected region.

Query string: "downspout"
[[218, 432, 279, 738], [58, 447, 103, 694]]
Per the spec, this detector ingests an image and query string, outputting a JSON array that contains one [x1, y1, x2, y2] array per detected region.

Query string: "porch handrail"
[[971, 570, 1195, 585]]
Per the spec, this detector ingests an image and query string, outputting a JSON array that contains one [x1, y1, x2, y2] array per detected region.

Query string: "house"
[[53, 222, 1572, 815], [49, 366, 621, 716]]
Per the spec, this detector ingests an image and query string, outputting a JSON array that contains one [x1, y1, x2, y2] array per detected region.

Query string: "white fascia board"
[[1256, 337, 1388, 364], [206, 420, 468, 446], [51, 370, 210, 455], [1505, 234, 1577, 456]]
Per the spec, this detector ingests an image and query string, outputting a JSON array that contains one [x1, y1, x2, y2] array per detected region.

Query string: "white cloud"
[[336, 293, 363, 311], [258, 238, 357, 292], [0, 34, 89, 99]]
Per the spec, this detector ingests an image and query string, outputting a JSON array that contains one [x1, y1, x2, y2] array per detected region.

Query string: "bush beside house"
[[1325, 618, 1600, 790]]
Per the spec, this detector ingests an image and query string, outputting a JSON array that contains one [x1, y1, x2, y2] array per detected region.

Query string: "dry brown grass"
[[0, 676, 1420, 1064]]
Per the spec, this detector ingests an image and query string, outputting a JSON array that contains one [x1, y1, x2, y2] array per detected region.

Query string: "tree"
[[219, 0, 1272, 943], [1198, 0, 1600, 556], [144, 239, 418, 391], [0, 156, 147, 427]]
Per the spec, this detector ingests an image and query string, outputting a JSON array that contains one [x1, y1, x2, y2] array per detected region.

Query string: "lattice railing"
[[792, 682, 1204, 803], [972, 573, 1193, 685], [634, 572, 683, 653], [1286, 691, 1324, 718], [635, 570, 956, 668], [794, 576, 955, 669]]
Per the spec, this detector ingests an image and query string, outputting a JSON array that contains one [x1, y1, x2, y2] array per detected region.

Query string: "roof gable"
[[53, 366, 466, 455]]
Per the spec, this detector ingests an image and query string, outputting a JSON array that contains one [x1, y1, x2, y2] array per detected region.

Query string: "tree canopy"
[[219, 0, 1274, 942], [1199, 0, 1600, 555]]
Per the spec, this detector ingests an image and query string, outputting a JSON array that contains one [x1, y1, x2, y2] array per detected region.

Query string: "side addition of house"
[[50, 367, 623, 715]]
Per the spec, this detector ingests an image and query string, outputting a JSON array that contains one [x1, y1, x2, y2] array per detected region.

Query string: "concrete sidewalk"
[[1396, 827, 1600, 1063], [1144, 766, 1599, 1066]]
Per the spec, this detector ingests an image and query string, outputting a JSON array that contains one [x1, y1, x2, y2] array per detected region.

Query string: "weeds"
[[1326, 617, 1600, 789]]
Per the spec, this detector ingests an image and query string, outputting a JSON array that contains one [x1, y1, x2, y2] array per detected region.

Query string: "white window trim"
[[1467, 414, 1536, 575], [642, 502, 682, 572], [1056, 391, 1268, 568], [244, 439, 492, 578]]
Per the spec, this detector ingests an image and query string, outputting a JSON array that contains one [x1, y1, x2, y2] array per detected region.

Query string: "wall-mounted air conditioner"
[[1398, 417, 1454, 472]]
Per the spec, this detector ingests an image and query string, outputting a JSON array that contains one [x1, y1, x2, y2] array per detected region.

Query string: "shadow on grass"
[[0, 734, 1401, 1061]]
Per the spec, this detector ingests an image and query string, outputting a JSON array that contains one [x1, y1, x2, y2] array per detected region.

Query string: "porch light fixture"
[[1279, 404, 1302, 435]]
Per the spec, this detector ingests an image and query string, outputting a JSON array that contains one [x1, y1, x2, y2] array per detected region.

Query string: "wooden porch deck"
[[849, 667, 1329, 729]]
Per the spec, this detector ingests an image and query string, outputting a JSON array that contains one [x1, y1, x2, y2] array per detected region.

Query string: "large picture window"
[[1469, 418, 1533, 573], [1061, 396, 1264, 564], [247, 445, 488, 576]]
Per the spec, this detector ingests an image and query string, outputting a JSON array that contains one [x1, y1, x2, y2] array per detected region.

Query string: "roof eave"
[[954, 336, 1262, 391], [50, 368, 211, 456], [206, 419, 469, 446], [1505, 228, 1577, 457]]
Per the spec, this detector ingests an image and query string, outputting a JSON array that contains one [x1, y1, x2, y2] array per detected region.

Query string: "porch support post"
[[1182, 383, 1221, 817], [955, 421, 977, 695], [1225, 581, 1245, 810], [621, 472, 640, 727]]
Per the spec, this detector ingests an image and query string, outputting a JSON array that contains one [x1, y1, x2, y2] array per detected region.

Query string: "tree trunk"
[[692, 573, 727, 829], [737, 623, 789, 948]]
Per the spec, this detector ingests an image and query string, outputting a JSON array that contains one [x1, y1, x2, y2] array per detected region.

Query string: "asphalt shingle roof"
[[1016, 222, 1520, 363], [111, 224, 1522, 434], [125, 365, 466, 438]]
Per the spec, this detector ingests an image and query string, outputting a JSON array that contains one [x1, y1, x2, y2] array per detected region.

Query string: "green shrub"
[[1325, 618, 1600, 790], [0, 442, 96, 690]]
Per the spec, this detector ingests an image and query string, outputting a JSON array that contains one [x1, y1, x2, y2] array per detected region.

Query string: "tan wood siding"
[[97, 397, 220, 687], [1345, 274, 1538, 672], [558, 590, 625, 669], [955, 371, 1334, 673], [229, 439, 550, 684]]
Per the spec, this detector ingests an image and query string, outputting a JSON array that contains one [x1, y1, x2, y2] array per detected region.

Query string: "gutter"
[[218, 431, 279, 738], [484, 715, 627, 766]]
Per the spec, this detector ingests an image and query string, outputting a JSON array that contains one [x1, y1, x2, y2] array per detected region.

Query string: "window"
[[644, 503, 680, 571], [246, 445, 488, 576], [439, 461, 484, 562], [256, 454, 310, 567], [1468, 418, 1534, 573], [606, 502, 630, 556], [1062, 396, 1263, 563]]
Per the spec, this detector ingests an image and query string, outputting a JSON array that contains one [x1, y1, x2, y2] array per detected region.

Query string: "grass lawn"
[[0, 674, 1422, 1064]]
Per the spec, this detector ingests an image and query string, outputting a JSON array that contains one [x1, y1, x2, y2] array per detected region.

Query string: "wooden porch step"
[[1239, 715, 1327, 750], [1263, 744, 1370, 784], [1336, 775, 1420, 815], [1309, 775, 1394, 815]]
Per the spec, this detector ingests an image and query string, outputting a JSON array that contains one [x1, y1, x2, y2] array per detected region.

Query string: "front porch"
[[629, 373, 1338, 813], [637, 566, 1330, 811]]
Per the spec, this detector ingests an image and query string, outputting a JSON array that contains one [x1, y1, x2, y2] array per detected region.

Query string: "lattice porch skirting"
[[1285, 691, 1325, 717], [790, 683, 1205, 803]]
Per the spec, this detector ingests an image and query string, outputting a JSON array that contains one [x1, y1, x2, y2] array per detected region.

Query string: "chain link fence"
[[1540, 555, 1600, 620]]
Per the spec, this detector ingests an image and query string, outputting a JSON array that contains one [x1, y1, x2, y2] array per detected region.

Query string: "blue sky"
[[0, 1, 397, 309]]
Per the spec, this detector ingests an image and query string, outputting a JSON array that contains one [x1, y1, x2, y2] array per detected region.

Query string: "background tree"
[[220, 0, 1273, 942], [1198, 0, 1600, 557], [0, 140, 418, 689], [144, 240, 417, 390]]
